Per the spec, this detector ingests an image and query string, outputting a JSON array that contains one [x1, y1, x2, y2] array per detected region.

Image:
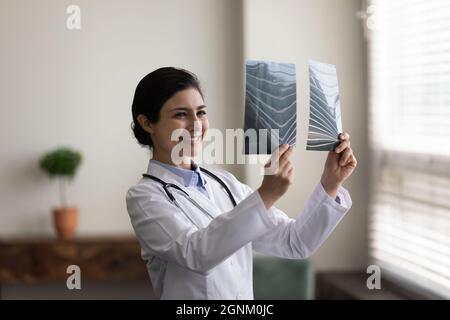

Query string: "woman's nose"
[[187, 118, 202, 132], [189, 113, 199, 122]]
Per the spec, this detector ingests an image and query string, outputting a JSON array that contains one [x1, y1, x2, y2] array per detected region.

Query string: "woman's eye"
[[175, 112, 186, 118], [197, 110, 207, 116]]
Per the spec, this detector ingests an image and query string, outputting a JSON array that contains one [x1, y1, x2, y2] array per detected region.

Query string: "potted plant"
[[39, 147, 82, 240]]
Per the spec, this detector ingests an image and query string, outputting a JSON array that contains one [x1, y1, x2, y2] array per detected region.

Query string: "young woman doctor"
[[126, 67, 357, 300]]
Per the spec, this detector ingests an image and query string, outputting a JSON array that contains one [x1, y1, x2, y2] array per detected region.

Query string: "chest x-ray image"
[[243, 60, 297, 154], [306, 60, 343, 151]]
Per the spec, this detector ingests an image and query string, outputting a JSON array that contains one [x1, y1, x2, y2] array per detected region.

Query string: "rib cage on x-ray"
[[244, 60, 297, 154], [306, 60, 342, 151]]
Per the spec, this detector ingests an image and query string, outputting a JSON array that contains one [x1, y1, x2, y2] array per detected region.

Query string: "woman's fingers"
[[280, 145, 293, 161], [279, 146, 294, 170], [265, 143, 294, 175], [282, 160, 293, 172], [286, 166, 295, 183], [339, 147, 353, 166], [335, 138, 350, 153], [265, 144, 294, 174], [266, 143, 289, 168], [348, 154, 358, 168], [275, 144, 289, 160], [339, 132, 350, 141]]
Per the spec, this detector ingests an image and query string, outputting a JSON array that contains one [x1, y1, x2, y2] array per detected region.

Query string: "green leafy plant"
[[39, 147, 82, 207]]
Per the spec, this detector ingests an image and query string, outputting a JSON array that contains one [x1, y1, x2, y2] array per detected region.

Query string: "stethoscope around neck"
[[142, 167, 237, 228]]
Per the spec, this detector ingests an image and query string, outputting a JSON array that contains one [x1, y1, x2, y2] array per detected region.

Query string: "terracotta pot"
[[53, 206, 78, 240]]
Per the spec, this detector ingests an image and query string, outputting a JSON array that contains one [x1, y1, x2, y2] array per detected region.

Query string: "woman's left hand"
[[320, 132, 357, 198]]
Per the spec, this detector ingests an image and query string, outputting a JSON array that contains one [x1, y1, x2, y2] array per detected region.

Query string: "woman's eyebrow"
[[170, 105, 207, 112]]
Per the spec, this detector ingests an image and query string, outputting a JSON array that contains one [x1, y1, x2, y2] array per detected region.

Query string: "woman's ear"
[[137, 114, 154, 134]]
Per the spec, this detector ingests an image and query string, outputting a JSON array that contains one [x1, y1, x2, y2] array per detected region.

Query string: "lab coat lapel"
[[203, 175, 235, 213], [184, 185, 223, 218]]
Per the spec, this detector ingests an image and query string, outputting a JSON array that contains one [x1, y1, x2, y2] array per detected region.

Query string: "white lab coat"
[[126, 160, 352, 300]]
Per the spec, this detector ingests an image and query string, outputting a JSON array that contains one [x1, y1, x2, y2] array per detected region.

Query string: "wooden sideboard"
[[314, 272, 436, 300], [0, 236, 149, 298]]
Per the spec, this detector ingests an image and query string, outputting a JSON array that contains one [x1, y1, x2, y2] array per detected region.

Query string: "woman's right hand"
[[257, 144, 295, 209]]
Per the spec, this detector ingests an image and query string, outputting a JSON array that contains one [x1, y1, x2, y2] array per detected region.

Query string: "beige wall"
[[0, 0, 244, 237], [243, 0, 369, 271]]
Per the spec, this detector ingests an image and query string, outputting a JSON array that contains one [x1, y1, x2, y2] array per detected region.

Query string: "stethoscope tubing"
[[142, 167, 237, 228]]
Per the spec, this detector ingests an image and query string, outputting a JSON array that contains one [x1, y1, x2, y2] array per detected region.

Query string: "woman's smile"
[[144, 87, 209, 167], [179, 133, 203, 143]]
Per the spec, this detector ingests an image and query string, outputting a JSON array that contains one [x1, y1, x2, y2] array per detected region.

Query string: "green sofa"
[[252, 255, 314, 300]]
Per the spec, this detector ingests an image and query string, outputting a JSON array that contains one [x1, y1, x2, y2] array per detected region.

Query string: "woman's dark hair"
[[131, 67, 203, 149]]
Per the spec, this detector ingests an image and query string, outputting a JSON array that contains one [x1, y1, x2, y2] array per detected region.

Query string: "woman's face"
[[148, 88, 209, 165]]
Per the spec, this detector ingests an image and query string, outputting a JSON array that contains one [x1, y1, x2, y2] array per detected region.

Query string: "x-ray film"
[[306, 60, 343, 151], [243, 60, 297, 154]]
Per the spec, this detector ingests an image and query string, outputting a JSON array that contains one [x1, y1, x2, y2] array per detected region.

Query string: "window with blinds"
[[366, 0, 450, 298]]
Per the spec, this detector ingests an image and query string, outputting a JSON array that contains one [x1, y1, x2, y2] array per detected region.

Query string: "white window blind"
[[367, 0, 450, 298]]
